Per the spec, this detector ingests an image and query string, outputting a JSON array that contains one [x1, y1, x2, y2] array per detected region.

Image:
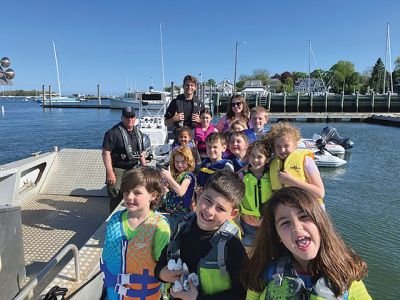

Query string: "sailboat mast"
[[308, 40, 311, 94], [160, 23, 166, 90], [52, 41, 62, 98], [387, 23, 393, 93]]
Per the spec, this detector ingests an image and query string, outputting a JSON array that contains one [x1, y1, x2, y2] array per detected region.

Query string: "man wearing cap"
[[102, 107, 146, 212], [164, 74, 205, 130]]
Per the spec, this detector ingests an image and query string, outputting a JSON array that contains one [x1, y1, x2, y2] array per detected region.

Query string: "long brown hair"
[[170, 146, 195, 180], [226, 95, 249, 123], [241, 187, 368, 296]]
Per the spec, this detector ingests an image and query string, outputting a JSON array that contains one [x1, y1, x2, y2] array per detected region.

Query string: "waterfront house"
[[241, 80, 267, 97], [294, 78, 325, 93]]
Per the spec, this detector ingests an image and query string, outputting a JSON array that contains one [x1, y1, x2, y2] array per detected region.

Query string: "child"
[[243, 106, 269, 144], [230, 119, 248, 132], [192, 109, 218, 159], [228, 131, 249, 172], [161, 146, 196, 233], [238, 140, 272, 247], [173, 126, 201, 165], [267, 121, 325, 206], [242, 187, 371, 299], [101, 167, 171, 300], [197, 132, 234, 188], [155, 170, 248, 300]]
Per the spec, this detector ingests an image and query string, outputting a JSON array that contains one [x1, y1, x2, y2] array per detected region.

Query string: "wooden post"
[[283, 92, 287, 113], [356, 92, 359, 113], [97, 84, 101, 106], [341, 91, 344, 113], [42, 85, 46, 106], [371, 91, 375, 113], [310, 93, 313, 113], [324, 92, 328, 113], [388, 91, 391, 112], [49, 85, 52, 106], [216, 93, 220, 115], [268, 92, 271, 112], [296, 92, 300, 112]]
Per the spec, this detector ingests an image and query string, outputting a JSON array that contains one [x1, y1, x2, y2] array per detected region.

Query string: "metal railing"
[[14, 244, 80, 300]]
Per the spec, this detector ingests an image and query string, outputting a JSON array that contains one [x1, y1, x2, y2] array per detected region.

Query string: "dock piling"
[[97, 84, 101, 106], [48, 85, 52, 106]]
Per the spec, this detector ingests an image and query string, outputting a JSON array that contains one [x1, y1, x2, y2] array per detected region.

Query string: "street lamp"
[[233, 41, 246, 94]]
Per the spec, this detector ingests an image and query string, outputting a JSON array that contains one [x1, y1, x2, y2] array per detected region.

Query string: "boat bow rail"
[[0, 148, 110, 300]]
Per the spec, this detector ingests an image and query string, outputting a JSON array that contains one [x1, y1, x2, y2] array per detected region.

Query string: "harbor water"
[[1, 98, 399, 299]]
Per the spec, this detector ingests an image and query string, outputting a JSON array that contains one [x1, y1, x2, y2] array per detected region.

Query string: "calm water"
[[1, 99, 399, 299]]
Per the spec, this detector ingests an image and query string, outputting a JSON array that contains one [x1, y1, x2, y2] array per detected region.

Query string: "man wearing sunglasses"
[[102, 107, 146, 212]]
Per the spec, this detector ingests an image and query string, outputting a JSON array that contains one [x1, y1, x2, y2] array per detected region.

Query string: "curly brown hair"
[[267, 121, 302, 143], [241, 187, 368, 296], [170, 146, 195, 180]]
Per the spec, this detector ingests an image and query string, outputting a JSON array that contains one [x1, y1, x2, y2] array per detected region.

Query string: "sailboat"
[[40, 41, 79, 104]]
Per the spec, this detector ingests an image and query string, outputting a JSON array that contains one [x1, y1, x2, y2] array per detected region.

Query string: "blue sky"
[[2, 0, 400, 95]]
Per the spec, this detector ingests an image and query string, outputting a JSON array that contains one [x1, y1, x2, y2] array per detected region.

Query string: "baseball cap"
[[122, 107, 136, 117]]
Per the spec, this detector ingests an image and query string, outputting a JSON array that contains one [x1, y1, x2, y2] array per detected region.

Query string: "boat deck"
[[22, 194, 109, 281]]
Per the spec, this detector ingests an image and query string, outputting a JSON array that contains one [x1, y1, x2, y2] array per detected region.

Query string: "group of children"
[[101, 100, 371, 299]]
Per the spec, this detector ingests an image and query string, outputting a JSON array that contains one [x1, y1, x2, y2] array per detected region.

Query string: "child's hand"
[[159, 266, 184, 283], [161, 168, 172, 180], [278, 170, 295, 185], [191, 113, 200, 123], [169, 279, 198, 300]]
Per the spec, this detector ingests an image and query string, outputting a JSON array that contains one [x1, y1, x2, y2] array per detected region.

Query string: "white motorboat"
[[298, 138, 345, 157], [314, 149, 347, 168], [110, 86, 171, 116]]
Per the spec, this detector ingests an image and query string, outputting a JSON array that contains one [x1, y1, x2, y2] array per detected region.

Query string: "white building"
[[294, 78, 325, 93]]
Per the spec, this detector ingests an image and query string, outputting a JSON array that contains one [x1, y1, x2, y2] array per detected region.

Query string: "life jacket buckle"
[[115, 284, 128, 296], [118, 273, 131, 285], [272, 273, 283, 286]]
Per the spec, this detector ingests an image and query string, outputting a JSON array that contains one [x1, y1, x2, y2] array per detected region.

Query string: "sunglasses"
[[124, 115, 135, 119], [231, 102, 243, 107]]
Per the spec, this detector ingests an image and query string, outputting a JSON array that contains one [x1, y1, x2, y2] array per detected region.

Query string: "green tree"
[[207, 79, 216, 86], [280, 71, 292, 84], [252, 69, 270, 85], [329, 61, 360, 94], [284, 78, 294, 93], [369, 58, 385, 93], [292, 72, 308, 82]]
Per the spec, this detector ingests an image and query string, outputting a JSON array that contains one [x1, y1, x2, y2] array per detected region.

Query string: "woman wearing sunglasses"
[[216, 95, 250, 133]]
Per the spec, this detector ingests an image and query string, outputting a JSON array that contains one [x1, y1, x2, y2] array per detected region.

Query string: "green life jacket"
[[167, 214, 240, 295], [239, 168, 272, 218], [264, 256, 349, 300]]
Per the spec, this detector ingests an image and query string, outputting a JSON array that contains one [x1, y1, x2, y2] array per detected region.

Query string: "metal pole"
[[233, 41, 238, 94]]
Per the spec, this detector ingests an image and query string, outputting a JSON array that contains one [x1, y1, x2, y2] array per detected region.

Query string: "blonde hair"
[[230, 119, 248, 131], [170, 146, 195, 180], [250, 106, 269, 119], [267, 121, 301, 143]]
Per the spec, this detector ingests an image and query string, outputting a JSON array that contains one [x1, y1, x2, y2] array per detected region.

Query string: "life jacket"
[[243, 127, 269, 144], [197, 158, 233, 187], [167, 214, 240, 295], [269, 149, 323, 205], [263, 256, 349, 300], [229, 155, 248, 172], [194, 124, 216, 154], [239, 168, 272, 218], [101, 211, 166, 300], [118, 124, 143, 161]]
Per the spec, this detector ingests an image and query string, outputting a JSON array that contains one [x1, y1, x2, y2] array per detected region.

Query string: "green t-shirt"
[[121, 210, 170, 260]]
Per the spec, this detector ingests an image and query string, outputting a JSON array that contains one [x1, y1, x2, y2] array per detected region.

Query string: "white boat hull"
[[314, 150, 347, 168], [298, 138, 345, 157]]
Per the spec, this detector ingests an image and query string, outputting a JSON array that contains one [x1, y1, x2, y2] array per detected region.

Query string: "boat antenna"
[[160, 22, 166, 90], [52, 41, 62, 97]]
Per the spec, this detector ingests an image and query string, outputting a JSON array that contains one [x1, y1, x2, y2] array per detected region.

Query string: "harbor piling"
[[48, 85, 52, 106], [42, 85, 46, 106], [97, 84, 101, 106]]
